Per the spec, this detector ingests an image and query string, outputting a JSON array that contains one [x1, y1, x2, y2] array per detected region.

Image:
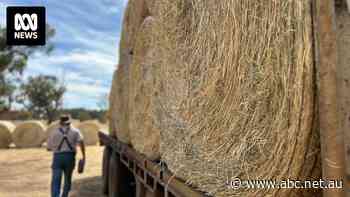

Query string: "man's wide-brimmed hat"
[[59, 115, 71, 125]]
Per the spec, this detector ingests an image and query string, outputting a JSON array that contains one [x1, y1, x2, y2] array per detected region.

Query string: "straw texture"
[[0, 121, 15, 148], [336, 4, 350, 179], [154, 0, 321, 196], [109, 69, 119, 137], [110, 64, 131, 143], [77, 121, 100, 145], [109, 0, 150, 143], [119, 0, 150, 67], [12, 121, 46, 148], [129, 16, 161, 160]]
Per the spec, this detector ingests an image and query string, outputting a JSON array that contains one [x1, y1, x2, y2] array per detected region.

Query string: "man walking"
[[47, 115, 86, 197]]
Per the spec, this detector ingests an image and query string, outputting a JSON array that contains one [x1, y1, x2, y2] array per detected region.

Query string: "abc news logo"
[[7, 7, 46, 45]]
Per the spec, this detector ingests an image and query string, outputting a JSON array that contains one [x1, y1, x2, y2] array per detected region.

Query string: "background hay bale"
[[155, 0, 321, 196], [0, 121, 15, 148], [109, 64, 131, 143], [12, 121, 46, 148], [77, 121, 100, 146], [119, 0, 150, 67], [129, 16, 161, 160]]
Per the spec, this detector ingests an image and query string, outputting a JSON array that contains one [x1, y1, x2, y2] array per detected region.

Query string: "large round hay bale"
[[119, 0, 150, 67], [77, 121, 100, 145], [145, 0, 159, 17], [129, 16, 160, 160], [109, 0, 150, 144], [109, 70, 117, 137], [109, 64, 131, 143], [0, 121, 15, 148], [336, 4, 350, 179], [12, 121, 46, 148], [155, 1, 321, 197], [107, 108, 115, 137]]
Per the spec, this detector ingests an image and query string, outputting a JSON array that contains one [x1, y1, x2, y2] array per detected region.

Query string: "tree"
[[78, 111, 92, 121], [0, 25, 55, 110], [97, 93, 109, 110], [0, 25, 55, 73], [0, 75, 16, 111], [18, 75, 66, 123]]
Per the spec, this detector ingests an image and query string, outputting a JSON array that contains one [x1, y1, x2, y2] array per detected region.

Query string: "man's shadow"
[[69, 176, 105, 197]]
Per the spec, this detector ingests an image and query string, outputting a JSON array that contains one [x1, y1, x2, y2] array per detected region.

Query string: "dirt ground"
[[0, 146, 105, 197]]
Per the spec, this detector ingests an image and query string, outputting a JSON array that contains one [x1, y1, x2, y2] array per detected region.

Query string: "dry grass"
[[336, 1, 350, 183], [0, 146, 104, 197], [154, 0, 321, 196], [77, 121, 100, 146], [0, 121, 15, 148], [119, 0, 149, 67], [110, 64, 131, 144], [12, 121, 46, 148], [129, 16, 161, 160], [110, 0, 150, 145]]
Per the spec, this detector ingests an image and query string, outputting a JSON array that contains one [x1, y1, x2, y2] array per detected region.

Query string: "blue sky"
[[0, 0, 128, 109]]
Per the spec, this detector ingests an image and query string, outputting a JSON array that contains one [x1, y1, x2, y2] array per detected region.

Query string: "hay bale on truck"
[[0, 121, 15, 148], [129, 16, 161, 160], [12, 121, 46, 148], [109, 0, 151, 144], [154, 0, 321, 196], [77, 121, 100, 146], [119, 0, 149, 67], [109, 64, 131, 143], [109, 69, 118, 137], [335, 1, 350, 181]]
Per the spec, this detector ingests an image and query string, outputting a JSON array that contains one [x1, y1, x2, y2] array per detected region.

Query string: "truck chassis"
[[99, 132, 205, 197]]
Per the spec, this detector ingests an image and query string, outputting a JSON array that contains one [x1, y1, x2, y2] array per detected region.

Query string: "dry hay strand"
[[336, 4, 350, 178], [46, 120, 80, 140], [77, 121, 100, 145], [129, 16, 161, 160], [0, 121, 15, 148], [109, 64, 131, 143], [109, 69, 119, 137], [12, 121, 46, 148], [119, 0, 150, 67], [146, 0, 159, 17], [155, 0, 321, 196]]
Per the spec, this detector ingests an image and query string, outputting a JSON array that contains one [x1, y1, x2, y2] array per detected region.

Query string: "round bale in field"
[[0, 121, 15, 148], [12, 121, 46, 148], [77, 121, 100, 145]]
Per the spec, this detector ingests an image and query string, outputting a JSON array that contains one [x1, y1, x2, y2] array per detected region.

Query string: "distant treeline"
[[0, 108, 107, 123], [61, 108, 107, 123]]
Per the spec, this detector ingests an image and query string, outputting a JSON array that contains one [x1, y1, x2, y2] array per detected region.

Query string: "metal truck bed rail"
[[98, 131, 205, 197]]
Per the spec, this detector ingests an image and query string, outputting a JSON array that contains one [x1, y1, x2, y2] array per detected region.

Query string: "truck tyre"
[[108, 152, 120, 197], [102, 147, 110, 195]]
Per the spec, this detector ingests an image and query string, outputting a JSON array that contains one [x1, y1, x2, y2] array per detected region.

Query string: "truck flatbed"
[[99, 131, 206, 197]]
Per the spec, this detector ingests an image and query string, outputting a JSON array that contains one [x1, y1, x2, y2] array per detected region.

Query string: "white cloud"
[[0, 3, 7, 26], [25, 49, 115, 109], [28, 49, 116, 77], [67, 83, 109, 97], [1, 0, 126, 109]]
